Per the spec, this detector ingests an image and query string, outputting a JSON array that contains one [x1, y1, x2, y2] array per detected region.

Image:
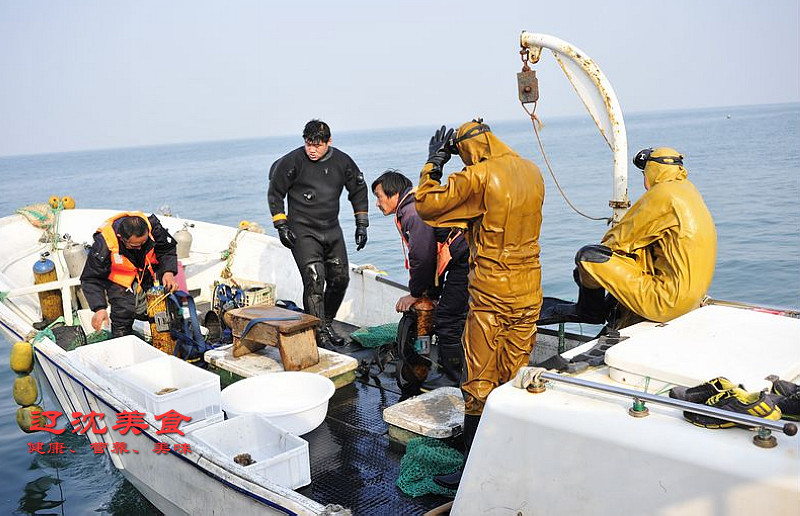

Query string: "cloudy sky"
[[1, 0, 797, 156]]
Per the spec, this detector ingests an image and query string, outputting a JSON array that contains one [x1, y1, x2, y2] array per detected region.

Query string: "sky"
[[0, 0, 798, 157]]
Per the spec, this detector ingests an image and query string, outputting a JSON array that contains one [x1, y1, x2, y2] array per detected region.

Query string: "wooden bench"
[[223, 305, 320, 371]]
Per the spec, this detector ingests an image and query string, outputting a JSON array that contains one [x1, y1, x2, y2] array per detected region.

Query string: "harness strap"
[[240, 315, 303, 341]]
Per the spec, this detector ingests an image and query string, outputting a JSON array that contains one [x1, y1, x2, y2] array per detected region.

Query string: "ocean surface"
[[0, 103, 798, 514]]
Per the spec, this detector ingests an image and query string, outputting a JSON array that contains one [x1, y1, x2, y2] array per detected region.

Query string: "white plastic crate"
[[71, 335, 165, 374], [115, 356, 222, 424], [190, 414, 310, 489]]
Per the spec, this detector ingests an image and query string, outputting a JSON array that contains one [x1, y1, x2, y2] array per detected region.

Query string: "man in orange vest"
[[371, 169, 469, 389], [81, 212, 178, 337]]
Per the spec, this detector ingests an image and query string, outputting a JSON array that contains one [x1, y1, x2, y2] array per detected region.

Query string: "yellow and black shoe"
[[684, 388, 782, 429], [670, 376, 740, 404]]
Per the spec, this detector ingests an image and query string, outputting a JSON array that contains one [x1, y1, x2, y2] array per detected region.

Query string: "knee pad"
[[575, 244, 613, 265]]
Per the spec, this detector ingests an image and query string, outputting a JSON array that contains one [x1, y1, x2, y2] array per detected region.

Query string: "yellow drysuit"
[[415, 121, 545, 415], [579, 148, 716, 322]]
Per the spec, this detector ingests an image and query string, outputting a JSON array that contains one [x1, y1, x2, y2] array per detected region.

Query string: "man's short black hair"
[[117, 215, 149, 240], [303, 119, 331, 144], [371, 169, 412, 197]]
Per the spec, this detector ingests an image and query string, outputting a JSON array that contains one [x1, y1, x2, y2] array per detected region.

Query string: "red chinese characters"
[[29, 410, 65, 434], [154, 409, 192, 436], [112, 411, 148, 435]]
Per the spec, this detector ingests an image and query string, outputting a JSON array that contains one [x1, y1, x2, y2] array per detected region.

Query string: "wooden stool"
[[224, 305, 320, 371]]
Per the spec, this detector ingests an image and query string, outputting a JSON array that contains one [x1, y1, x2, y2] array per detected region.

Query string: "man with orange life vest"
[[415, 120, 545, 489], [371, 169, 469, 388], [81, 212, 178, 337]]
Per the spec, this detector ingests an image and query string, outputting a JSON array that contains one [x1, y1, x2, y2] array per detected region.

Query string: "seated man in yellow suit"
[[567, 147, 717, 326]]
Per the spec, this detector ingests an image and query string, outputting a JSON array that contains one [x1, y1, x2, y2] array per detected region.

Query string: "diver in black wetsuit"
[[267, 119, 369, 349]]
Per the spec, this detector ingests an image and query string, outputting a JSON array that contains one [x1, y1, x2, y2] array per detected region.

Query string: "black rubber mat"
[[297, 382, 451, 515]]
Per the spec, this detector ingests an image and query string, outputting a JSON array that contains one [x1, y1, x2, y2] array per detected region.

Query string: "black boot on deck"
[[323, 321, 346, 347], [317, 325, 342, 350], [433, 414, 480, 490]]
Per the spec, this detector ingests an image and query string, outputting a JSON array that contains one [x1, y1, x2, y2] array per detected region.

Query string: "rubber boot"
[[317, 324, 342, 350], [550, 268, 607, 324], [433, 414, 480, 490], [421, 345, 462, 390], [324, 319, 345, 347]]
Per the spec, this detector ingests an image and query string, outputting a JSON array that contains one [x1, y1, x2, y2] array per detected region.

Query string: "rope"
[[220, 229, 247, 280], [522, 101, 612, 224]]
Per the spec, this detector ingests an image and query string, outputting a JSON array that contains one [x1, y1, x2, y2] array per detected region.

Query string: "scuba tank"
[[395, 297, 436, 395], [62, 234, 89, 278], [33, 252, 63, 323], [146, 285, 176, 354], [174, 223, 194, 259], [413, 297, 435, 355], [62, 234, 91, 309]]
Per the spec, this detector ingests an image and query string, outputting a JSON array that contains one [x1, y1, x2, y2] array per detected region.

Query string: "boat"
[[1, 32, 798, 515]]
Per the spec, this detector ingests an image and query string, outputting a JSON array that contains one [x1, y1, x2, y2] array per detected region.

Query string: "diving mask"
[[633, 148, 684, 171]]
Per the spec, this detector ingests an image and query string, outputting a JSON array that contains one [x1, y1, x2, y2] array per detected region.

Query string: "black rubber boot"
[[317, 324, 344, 350], [421, 345, 462, 389], [549, 268, 607, 324], [324, 320, 346, 347], [433, 414, 480, 490]]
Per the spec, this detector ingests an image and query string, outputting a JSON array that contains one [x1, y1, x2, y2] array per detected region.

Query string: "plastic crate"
[[190, 414, 310, 489], [115, 356, 222, 423], [71, 335, 166, 375], [212, 278, 276, 311]]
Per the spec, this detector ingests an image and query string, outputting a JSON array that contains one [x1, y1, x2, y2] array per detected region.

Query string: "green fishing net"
[[396, 437, 462, 497], [349, 322, 398, 348], [86, 329, 112, 344]]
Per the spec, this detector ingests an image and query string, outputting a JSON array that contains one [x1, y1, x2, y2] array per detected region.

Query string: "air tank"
[[174, 223, 194, 259], [62, 234, 89, 278], [33, 252, 63, 323]]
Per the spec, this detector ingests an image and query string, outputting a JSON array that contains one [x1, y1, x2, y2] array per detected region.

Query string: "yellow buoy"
[[13, 374, 39, 406], [17, 404, 44, 433], [10, 341, 34, 374], [61, 196, 76, 209], [48, 196, 60, 209]]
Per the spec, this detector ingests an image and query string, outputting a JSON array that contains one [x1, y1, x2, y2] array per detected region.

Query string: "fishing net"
[[16, 203, 56, 230], [86, 329, 113, 344], [51, 325, 88, 351], [350, 323, 398, 349], [396, 437, 462, 497]]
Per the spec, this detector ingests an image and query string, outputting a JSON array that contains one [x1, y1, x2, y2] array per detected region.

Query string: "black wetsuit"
[[81, 215, 178, 337], [267, 146, 369, 325]]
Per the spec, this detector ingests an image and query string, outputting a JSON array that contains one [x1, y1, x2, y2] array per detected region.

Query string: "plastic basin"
[[221, 372, 335, 435]]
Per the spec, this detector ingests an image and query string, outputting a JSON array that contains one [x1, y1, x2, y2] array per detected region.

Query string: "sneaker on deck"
[[669, 376, 740, 404], [683, 387, 782, 429], [776, 393, 800, 422], [769, 377, 800, 398]]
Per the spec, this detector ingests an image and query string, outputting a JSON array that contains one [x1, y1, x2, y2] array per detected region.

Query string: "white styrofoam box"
[[70, 335, 165, 374], [115, 356, 222, 423], [190, 414, 310, 490]]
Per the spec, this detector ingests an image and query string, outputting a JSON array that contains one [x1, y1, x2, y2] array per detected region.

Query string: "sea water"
[[0, 103, 798, 513]]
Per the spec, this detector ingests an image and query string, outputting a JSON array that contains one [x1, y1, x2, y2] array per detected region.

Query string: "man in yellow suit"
[[415, 120, 545, 489], [572, 147, 717, 325]]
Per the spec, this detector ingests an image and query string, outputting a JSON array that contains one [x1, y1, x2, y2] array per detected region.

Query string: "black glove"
[[426, 125, 454, 181], [355, 224, 368, 251], [274, 220, 296, 249]]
